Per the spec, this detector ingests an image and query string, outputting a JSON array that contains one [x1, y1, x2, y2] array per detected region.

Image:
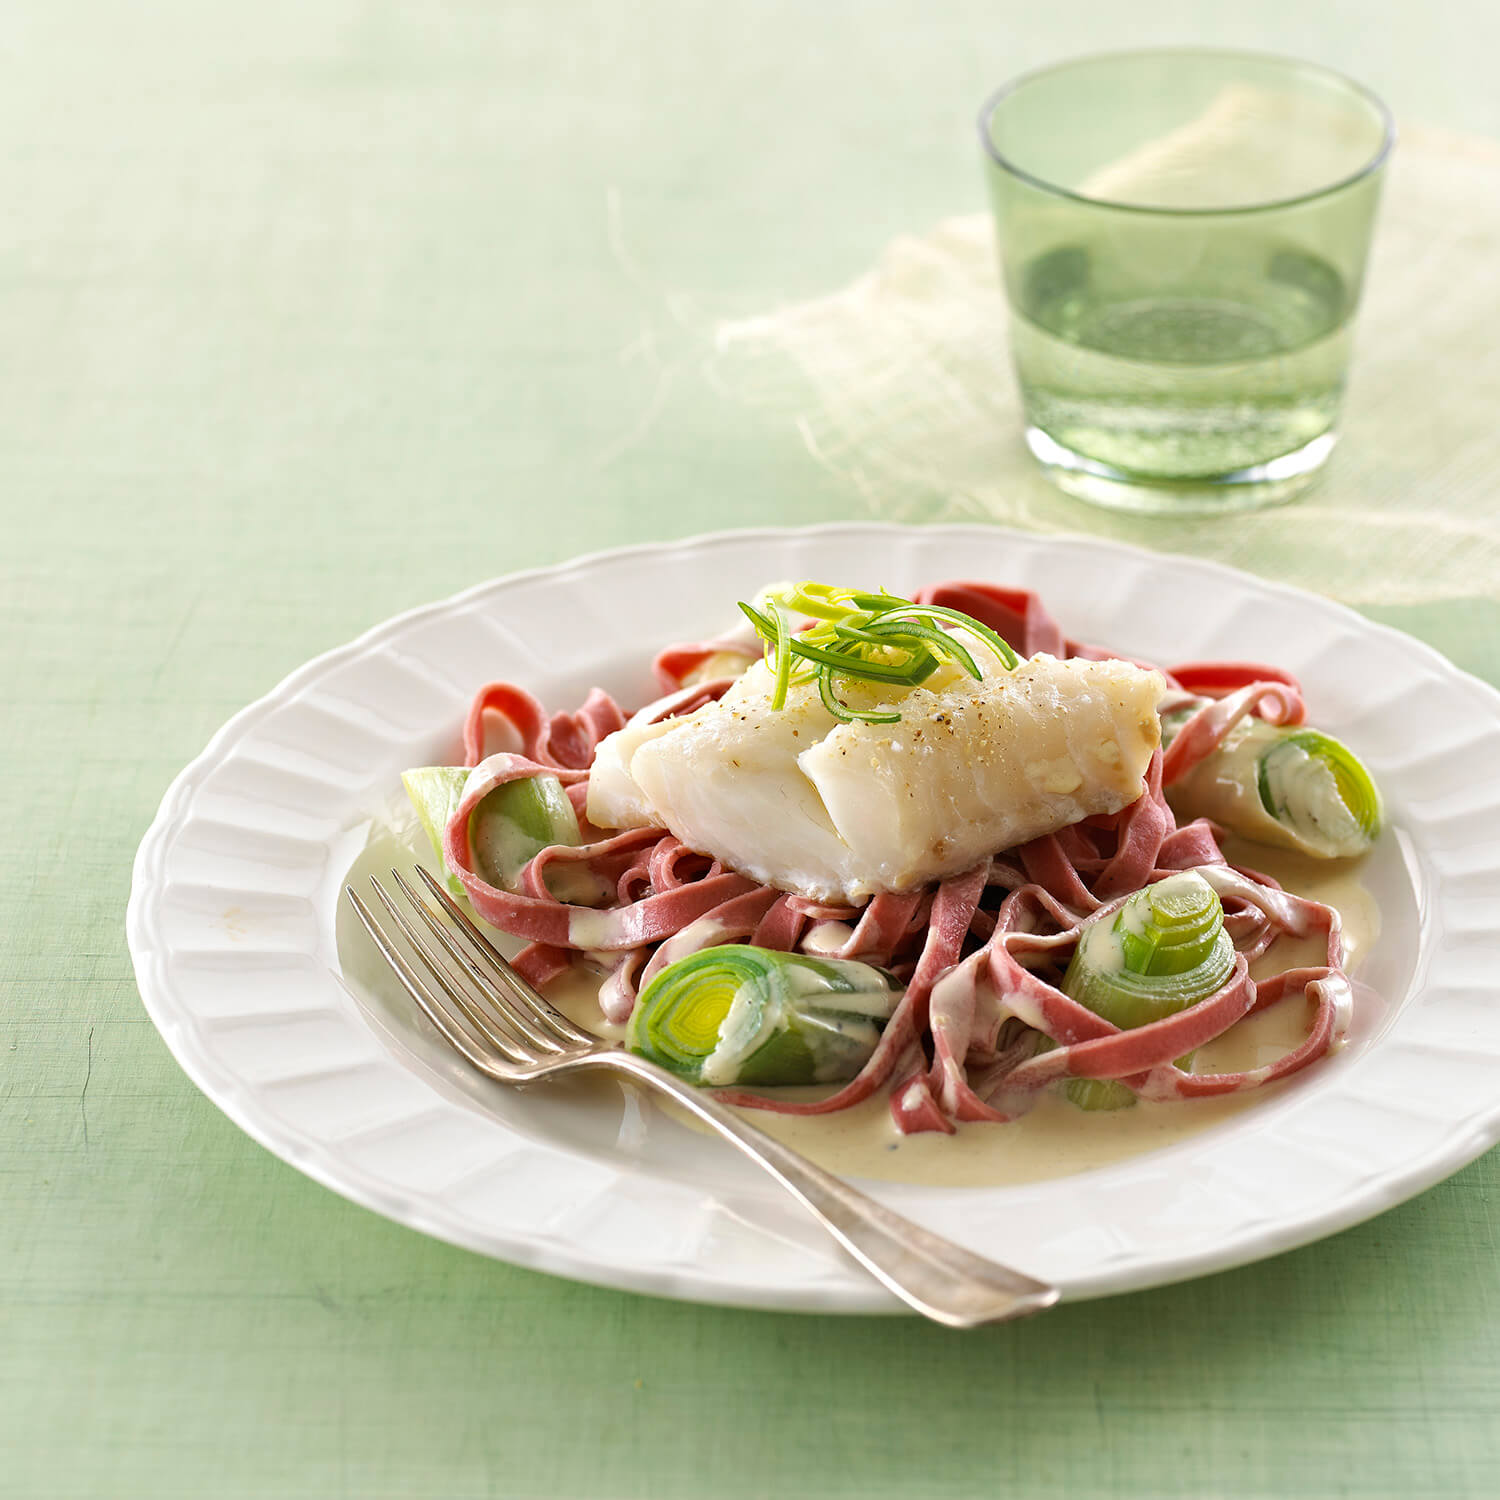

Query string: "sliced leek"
[[626, 946, 901, 1087], [1256, 729, 1382, 853], [472, 772, 582, 883], [402, 766, 585, 896], [401, 766, 472, 895], [1061, 871, 1234, 1111], [1164, 712, 1381, 859]]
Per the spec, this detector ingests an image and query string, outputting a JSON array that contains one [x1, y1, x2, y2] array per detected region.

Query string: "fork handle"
[[589, 1051, 1059, 1328]]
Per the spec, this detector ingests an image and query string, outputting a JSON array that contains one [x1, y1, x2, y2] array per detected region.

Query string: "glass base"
[[1025, 426, 1336, 516]]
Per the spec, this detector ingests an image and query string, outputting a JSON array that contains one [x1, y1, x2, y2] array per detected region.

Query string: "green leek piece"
[[1060, 871, 1234, 1111], [401, 767, 472, 896], [474, 772, 581, 881], [402, 766, 583, 897], [1163, 713, 1381, 859], [1066, 1078, 1139, 1111], [627, 946, 901, 1088], [1256, 729, 1382, 855]]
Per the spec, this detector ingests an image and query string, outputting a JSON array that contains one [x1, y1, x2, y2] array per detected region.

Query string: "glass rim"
[[977, 46, 1396, 218]]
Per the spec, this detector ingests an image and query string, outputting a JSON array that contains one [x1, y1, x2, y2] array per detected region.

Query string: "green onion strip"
[[736, 582, 1020, 725], [768, 599, 793, 712]]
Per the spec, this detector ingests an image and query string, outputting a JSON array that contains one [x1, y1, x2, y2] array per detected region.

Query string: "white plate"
[[128, 524, 1500, 1312]]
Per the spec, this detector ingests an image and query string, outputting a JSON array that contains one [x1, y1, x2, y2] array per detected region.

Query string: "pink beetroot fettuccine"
[[439, 582, 1352, 1135]]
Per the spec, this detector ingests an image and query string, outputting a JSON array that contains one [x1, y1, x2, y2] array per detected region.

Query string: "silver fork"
[[345, 866, 1059, 1328]]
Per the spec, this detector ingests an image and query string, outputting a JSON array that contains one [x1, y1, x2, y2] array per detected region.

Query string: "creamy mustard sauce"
[[340, 804, 1380, 1190], [624, 839, 1380, 1187]]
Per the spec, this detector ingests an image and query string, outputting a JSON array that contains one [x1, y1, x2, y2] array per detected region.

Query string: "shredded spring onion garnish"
[[737, 581, 1020, 724]]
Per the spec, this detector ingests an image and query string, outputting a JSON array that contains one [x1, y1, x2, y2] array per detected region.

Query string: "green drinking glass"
[[979, 49, 1393, 514]]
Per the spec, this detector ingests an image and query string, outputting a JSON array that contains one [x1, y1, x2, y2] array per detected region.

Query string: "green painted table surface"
[[6, 4, 1500, 1497]]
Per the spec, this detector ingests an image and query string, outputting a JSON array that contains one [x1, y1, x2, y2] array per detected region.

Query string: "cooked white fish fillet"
[[588, 653, 1164, 903]]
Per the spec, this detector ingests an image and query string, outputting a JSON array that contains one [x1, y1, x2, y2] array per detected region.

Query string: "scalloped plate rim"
[[127, 522, 1500, 1313]]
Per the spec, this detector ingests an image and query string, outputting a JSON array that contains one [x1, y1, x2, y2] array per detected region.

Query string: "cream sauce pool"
[[545, 837, 1380, 1187], [341, 811, 1380, 1189]]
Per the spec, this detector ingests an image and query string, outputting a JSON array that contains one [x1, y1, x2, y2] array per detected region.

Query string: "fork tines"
[[344, 867, 595, 1077]]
